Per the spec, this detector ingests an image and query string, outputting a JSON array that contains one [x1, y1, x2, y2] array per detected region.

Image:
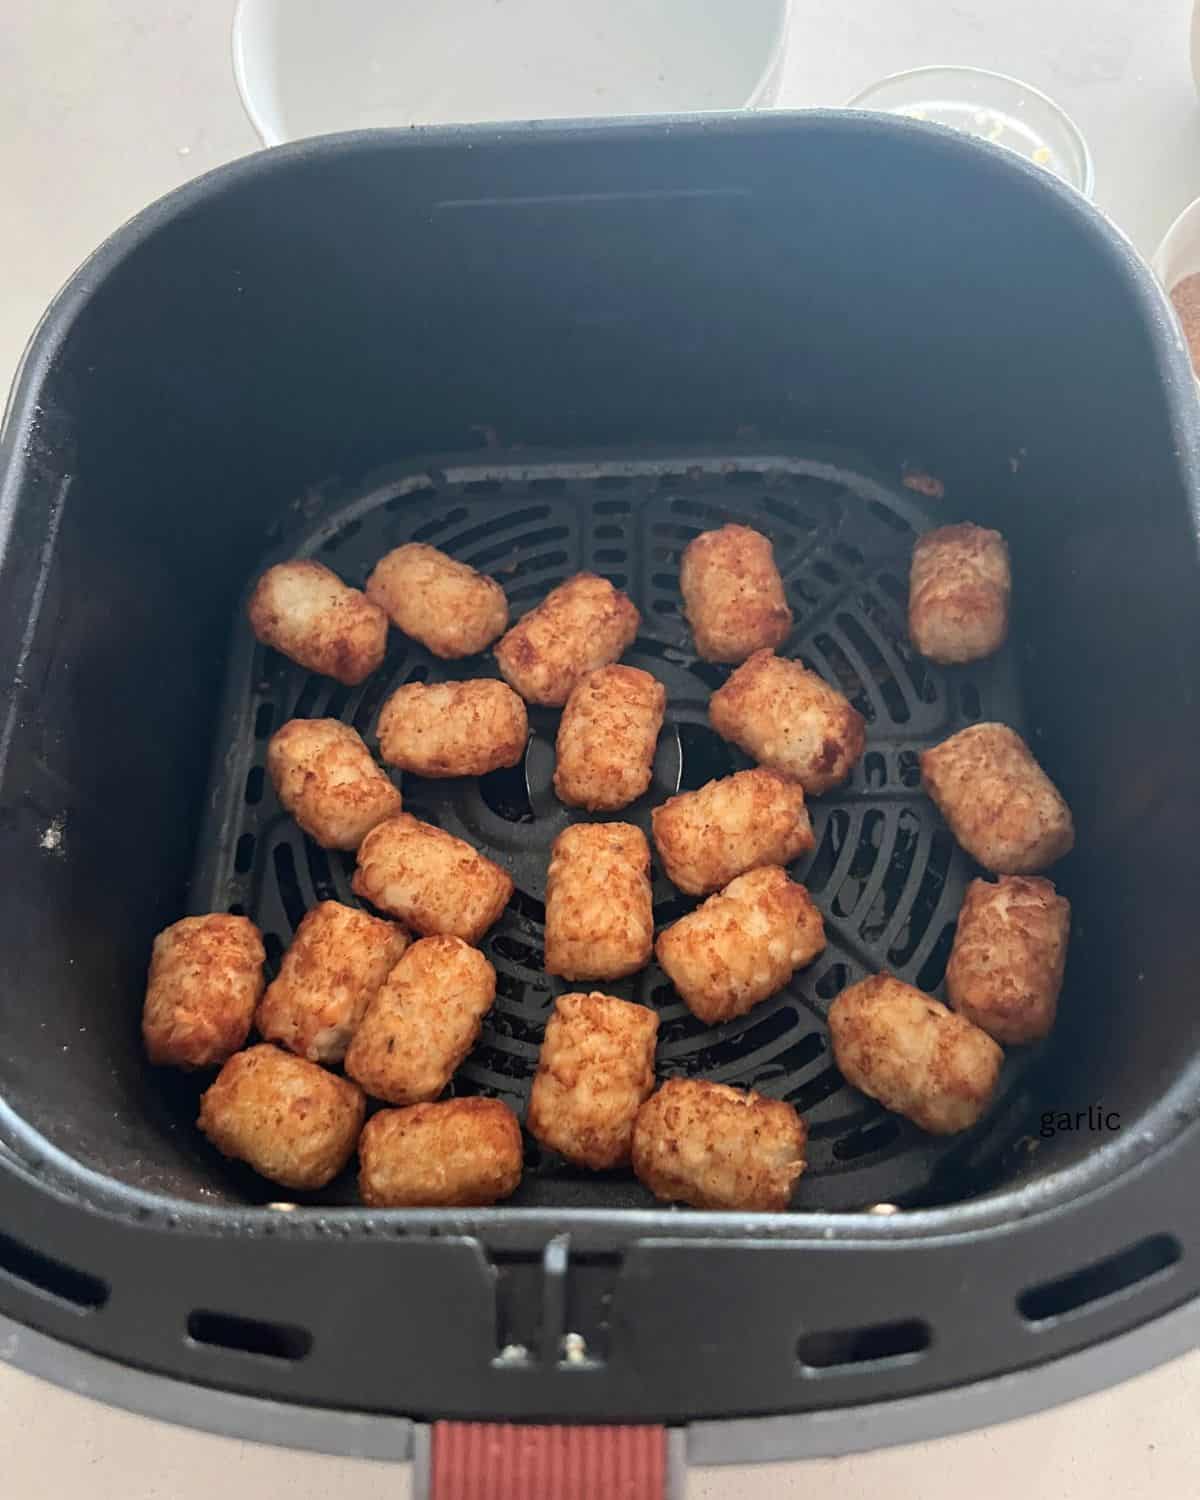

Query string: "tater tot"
[[358, 1098, 522, 1207], [254, 901, 409, 1064], [248, 560, 387, 685], [364, 542, 508, 659], [632, 1079, 806, 1212], [267, 718, 402, 850], [553, 665, 665, 811], [526, 992, 658, 1170], [351, 813, 512, 943], [377, 679, 528, 778], [655, 866, 825, 1025], [921, 723, 1074, 874], [494, 572, 640, 706], [909, 523, 1011, 665], [652, 768, 815, 896], [709, 650, 866, 794], [198, 1045, 364, 1190], [829, 974, 1003, 1135], [679, 524, 793, 663], [344, 935, 496, 1104], [143, 914, 265, 1069], [544, 823, 654, 981], [946, 876, 1070, 1044]]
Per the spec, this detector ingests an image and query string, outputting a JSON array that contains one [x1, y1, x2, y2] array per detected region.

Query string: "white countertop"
[[4, 1, 1200, 1494]]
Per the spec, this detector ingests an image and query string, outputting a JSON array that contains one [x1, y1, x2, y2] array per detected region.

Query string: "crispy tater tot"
[[655, 866, 825, 1024], [921, 722, 1074, 874], [829, 974, 1003, 1135], [909, 523, 1010, 665], [197, 1045, 364, 1190], [553, 665, 665, 811], [946, 876, 1070, 1044], [254, 901, 409, 1064], [544, 823, 654, 981], [651, 768, 815, 896], [377, 679, 528, 778], [247, 560, 387, 685], [709, 649, 866, 794], [344, 935, 496, 1105], [352, 813, 512, 943], [364, 542, 508, 659], [526, 992, 659, 1170], [679, 523, 793, 663], [143, 914, 264, 1069], [358, 1098, 522, 1207], [632, 1079, 807, 1212], [267, 718, 402, 850], [494, 572, 640, 706]]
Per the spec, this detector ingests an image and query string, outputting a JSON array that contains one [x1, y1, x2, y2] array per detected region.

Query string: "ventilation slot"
[[675, 1005, 798, 1075], [837, 612, 910, 724], [748, 1031, 826, 1091], [187, 1310, 312, 1361], [831, 810, 886, 919], [306, 843, 340, 902], [0, 1230, 109, 1311], [833, 1117, 902, 1161], [676, 722, 736, 790], [272, 841, 307, 931], [411, 505, 468, 540], [263, 931, 285, 976], [1018, 1235, 1181, 1324], [442, 505, 551, 557], [798, 1318, 930, 1373], [813, 633, 870, 719], [292, 676, 323, 719], [861, 808, 920, 944], [762, 495, 820, 532], [916, 920, 958, 992], [653, 893, 697, 926], [479, 761, 535, 824], [869, 500, 913, 534], [787, 1066, 846, 1113], [491, 933, 544, 969], [467, 525, 568, 571], [814, 962, 848, 1001], [804, 810, 850, 896], [887, 830, 953, 967]]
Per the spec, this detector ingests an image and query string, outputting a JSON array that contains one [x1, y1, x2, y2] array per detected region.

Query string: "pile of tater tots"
[[143, 518, 1072, 1212]]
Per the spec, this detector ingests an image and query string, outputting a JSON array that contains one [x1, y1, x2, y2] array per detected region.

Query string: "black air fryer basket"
[[2, 114, 1200, 1472]]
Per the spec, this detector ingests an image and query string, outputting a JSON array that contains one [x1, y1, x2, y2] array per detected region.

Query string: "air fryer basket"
[[1, 114, 1200, 1457]]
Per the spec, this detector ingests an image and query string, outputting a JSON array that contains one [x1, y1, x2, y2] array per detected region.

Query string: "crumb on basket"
[[901, 467, 945, 500], [39, 814, 66, 854]]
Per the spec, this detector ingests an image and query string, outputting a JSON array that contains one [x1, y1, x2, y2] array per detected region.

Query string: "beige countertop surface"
[[4, 1, 1200, 1494]]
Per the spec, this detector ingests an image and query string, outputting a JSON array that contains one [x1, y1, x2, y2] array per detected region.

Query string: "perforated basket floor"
[[185, 449, 1037, 1212]]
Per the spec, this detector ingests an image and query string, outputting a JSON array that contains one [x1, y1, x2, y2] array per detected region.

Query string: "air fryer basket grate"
[[187, 451, 1036, 1212]]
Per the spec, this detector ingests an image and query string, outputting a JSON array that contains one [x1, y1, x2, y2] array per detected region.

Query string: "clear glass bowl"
[[1151, 194, 1200, 384], [1153, 195, 1200, 294], [848, 65, 1094, 199]]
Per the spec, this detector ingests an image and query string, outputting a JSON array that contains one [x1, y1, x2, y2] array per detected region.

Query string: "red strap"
[[430, 1422, 667, 1500]]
